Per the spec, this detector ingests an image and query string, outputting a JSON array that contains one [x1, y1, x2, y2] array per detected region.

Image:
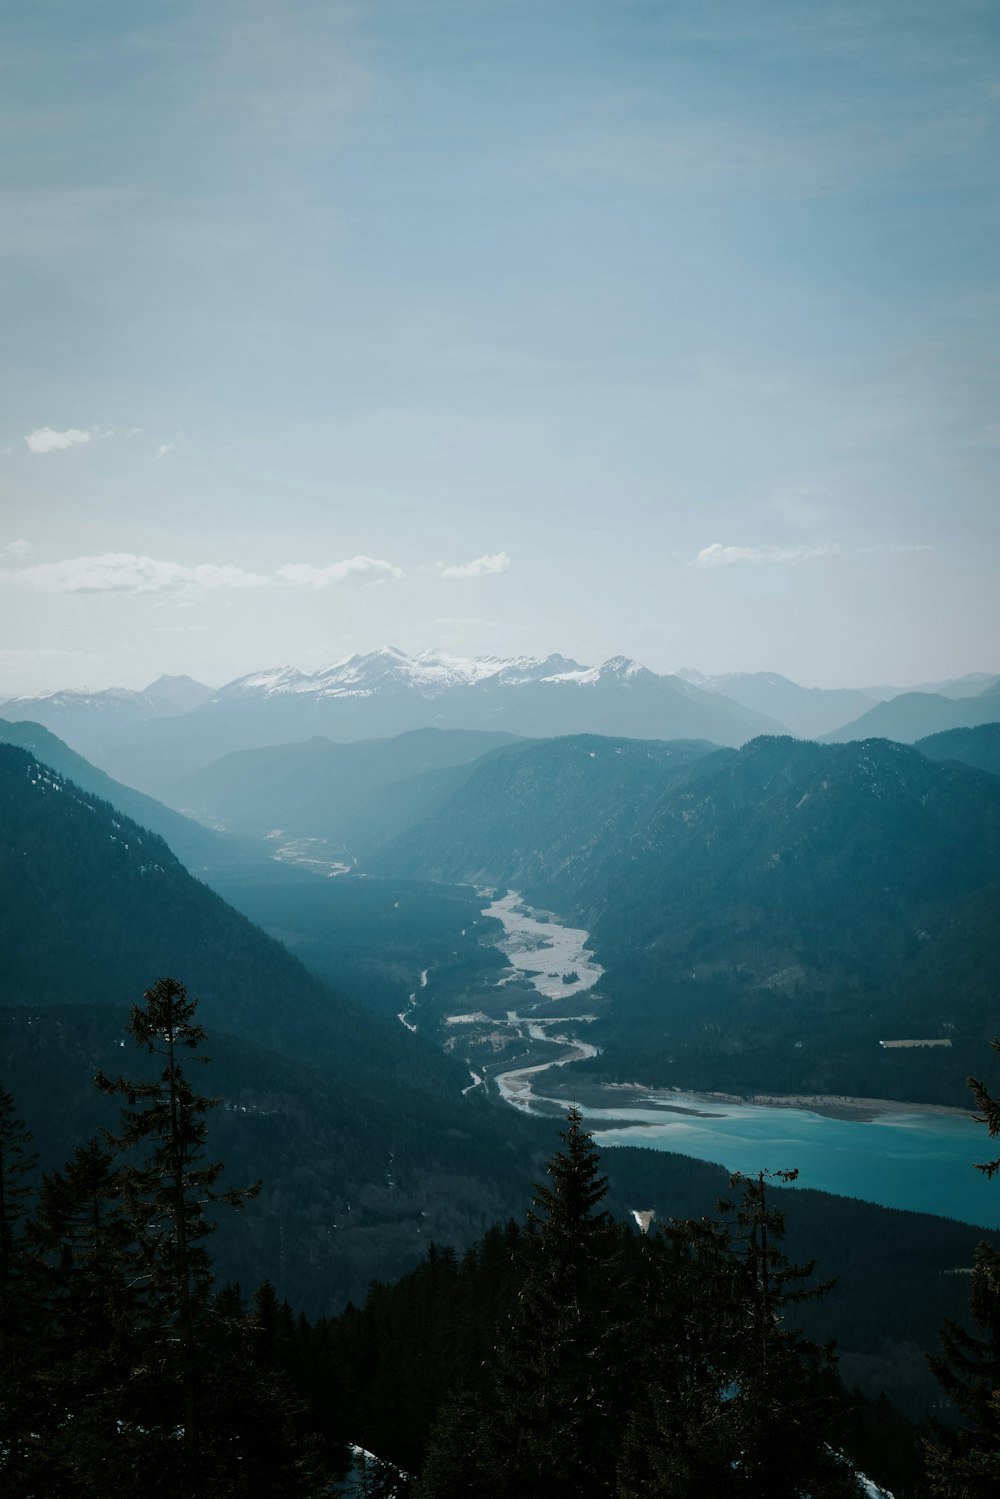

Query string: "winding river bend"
[[468, 893, 1000, 1230]]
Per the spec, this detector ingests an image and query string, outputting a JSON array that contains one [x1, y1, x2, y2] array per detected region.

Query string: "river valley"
[[434, 891, 1000, 1231]]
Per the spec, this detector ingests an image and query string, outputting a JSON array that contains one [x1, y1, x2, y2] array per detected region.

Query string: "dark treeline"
[[3, 985, 1000, 1497]]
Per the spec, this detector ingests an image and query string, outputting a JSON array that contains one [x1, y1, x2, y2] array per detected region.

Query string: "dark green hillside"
[[0, 717, 261, 875], [208, 866, 508, 1020], [0, 742, 527, 1095], [917, 721, 1000, 777], [368, 734, 718, 904], [0, 743, 560, 1306], [0, 743, 353, 1063], [585, 737, 1000, 1099], [0, 1003, 546, 1313]]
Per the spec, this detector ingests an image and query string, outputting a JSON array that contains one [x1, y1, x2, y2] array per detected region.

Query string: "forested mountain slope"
[[0, 718, 258, 875], [0, 744, 553, 1306], [916, 721, 1000, 777], [367, 734, 718, 902]]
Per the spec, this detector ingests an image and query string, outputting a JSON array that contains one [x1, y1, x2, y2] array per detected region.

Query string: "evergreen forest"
[[2, 981, 1000, 1497]]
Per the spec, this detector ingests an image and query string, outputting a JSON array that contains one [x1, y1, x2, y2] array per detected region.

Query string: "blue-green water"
[[582, 1095, 1000, 1229]]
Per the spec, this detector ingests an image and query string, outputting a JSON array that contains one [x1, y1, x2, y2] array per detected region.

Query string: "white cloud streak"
[[692, 542, 839, 568], [25, 426, 92, 454], [275, 556, 404, 588], [1, 551, 407, 595], [438, 551, 511, 579], [3, 554, 273, 594]]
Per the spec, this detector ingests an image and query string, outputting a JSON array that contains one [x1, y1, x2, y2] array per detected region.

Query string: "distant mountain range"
[[2, 649, 789, 795], [822, 681, 1000, 743], [0, 673, 213, 744], [6, 656, 997, 795], [677, 669, 1000, 739]]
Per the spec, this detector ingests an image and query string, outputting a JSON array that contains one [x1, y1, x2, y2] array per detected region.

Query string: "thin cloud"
[[25, 426, 92, 454], [155, 443, 175, 460], [692, 542, 839, 567], [276, 556, 403, 588], [438, 551, 511, 579], [2, 551, 407, 595], [3, 553, 272, 594], [3, 538, 33, 560]]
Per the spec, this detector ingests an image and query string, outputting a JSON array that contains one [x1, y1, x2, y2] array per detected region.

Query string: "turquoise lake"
[[582, 1095, 1000, 1229]]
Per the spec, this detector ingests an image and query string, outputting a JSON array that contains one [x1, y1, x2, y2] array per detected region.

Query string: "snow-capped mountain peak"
[[540, 655, 650, 686]]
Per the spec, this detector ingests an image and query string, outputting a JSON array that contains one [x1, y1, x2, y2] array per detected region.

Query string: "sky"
[[1, 0, 998, 695]]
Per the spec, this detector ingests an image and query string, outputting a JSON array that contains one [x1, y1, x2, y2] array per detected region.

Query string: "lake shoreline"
[[598, 1081, 975, 1125]]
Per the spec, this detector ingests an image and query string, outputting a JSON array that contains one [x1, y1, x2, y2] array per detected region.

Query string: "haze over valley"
[[4, 1, 1000, 1491]]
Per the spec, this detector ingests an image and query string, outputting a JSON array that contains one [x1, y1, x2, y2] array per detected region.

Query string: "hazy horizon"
[[3, 2, 998, 697]]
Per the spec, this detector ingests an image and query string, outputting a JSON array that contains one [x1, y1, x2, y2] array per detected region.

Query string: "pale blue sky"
[[2, 0, 998, 693]]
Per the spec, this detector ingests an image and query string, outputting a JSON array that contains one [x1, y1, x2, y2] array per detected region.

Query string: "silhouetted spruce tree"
[[95, 977, 260, 1495], [0, 1086, 42, 1483], [618, 1170, 863, 1499], [0, 1083, 36, 1297], [193, 1281, 337, 1498], [417, 1106, 631, 1499], [16, 1137, 155, 1493], [970, 1040, 1000, 1180], [924, 1040, 1000, 1497]]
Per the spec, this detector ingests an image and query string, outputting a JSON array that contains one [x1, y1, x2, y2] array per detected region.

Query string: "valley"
[[426, 888, 1000, 1229]]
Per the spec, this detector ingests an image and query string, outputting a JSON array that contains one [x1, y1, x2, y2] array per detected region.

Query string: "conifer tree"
[[618, 1170, 862, 1499], [0, 1087, 42, 1482], [18, 1138, 153, 1492], [95, 976, 260, 1493], [0, 1083, 36, 1296], [417, 1106, 632, 1499]]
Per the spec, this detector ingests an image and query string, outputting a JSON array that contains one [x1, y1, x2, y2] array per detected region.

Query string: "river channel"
[[472, 893, 1000, 1230]]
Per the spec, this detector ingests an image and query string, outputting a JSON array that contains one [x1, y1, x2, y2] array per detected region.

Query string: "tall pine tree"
[[618, 1170, 863, 1499], [95, 976, 260, 1494], [0, 1087, 42, 1484], [417, 1106, 632, 1499]]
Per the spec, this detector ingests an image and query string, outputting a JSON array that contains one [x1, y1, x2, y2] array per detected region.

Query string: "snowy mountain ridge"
[[210, 647, 668, 703]]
